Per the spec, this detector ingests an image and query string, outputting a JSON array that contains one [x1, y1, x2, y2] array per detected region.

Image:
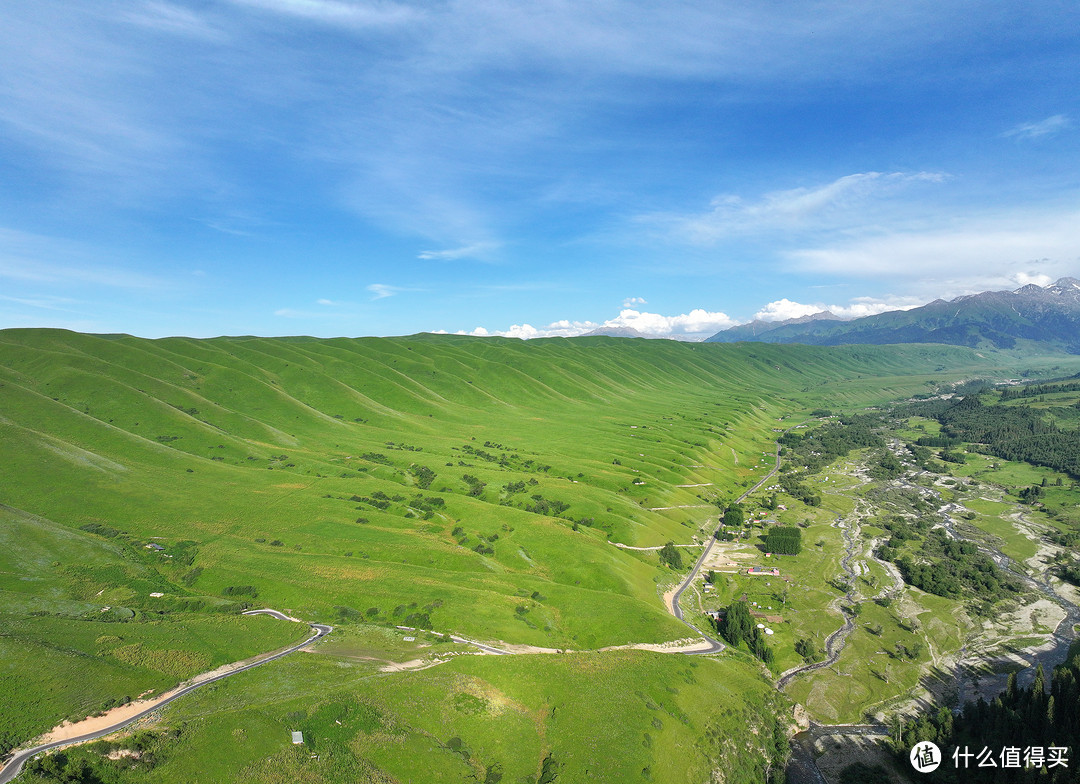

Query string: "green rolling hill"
[[2, 328, 1069, 779]]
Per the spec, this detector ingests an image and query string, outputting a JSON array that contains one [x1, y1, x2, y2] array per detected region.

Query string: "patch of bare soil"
[[34, 644, 300, 746], [599, 638, 711, 654]]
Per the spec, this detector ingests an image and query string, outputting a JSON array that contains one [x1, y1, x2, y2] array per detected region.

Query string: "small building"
[[291, 731, 304, 745], [747, 567, 780, 577], [145, 543, 165, 552]]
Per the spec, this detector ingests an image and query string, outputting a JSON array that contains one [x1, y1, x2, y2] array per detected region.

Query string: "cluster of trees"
[[658, 542, 683, 570], [892, 530, 1019, 604], [778, 415, 885, 473], [352, 492, 390, 509], [893, 650, 1080, 782], [927, 395, 1080, 478], [461, 474, 487, 497], [794, 637, 824, 664], [722, 503, 745, 527], [875, 513, 931, 562], [455, 442, 551, 473], [408, 463, 436, 489], [999, 378, 1080, 400], [764, 526, 802, 555], [867, 449, 905, 480], [776, 474, 821, 507], [23, 729, 178, 783], [409, 493, 445, 519], [524, 494, 570, 517], [715, 600, 775, 666], [1056, 559, 1080, 586]]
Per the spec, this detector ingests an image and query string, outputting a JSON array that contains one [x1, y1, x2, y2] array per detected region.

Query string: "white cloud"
[[417, 242, 499, 261], [753, 295, 920, 322], [226, 0, 420, 28], [752, 299, 824, 322], [457, 307, 737, 340], [829, 297, 923, 319], [622, 296, 647, 307], [1003, 115, 1070, 140], [0, 294, 82, 313], [784, 207, 1080, 294], [610, 308, 737, 335], [367, 283, 398, 299], [1010, 271, 1053, 288], [650, 171, 947, 243]]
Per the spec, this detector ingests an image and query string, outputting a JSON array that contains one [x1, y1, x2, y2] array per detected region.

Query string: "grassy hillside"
[[16, 629, 791, 784], [0, 329, 1044, 765], [0, 331, 1007, 644]]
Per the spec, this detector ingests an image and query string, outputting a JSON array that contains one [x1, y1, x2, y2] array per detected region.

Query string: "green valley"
[[3, 328, 1079, 783]]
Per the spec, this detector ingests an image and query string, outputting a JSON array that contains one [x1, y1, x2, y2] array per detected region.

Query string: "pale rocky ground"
[[812, 733, 908, 784]]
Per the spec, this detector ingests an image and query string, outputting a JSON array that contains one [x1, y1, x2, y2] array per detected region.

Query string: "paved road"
[[0, 611, 331, 784], [663, 440, 784, 655], [671, 440, 783, 622]]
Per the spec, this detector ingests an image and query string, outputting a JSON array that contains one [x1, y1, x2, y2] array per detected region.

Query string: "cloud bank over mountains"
[[444, 274, 1074, 340], [440, 307, 739, 340], [443, 296, 923, 340]]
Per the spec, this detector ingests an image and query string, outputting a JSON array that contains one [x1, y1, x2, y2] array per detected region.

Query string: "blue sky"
[[1, 1, 1078, 339]]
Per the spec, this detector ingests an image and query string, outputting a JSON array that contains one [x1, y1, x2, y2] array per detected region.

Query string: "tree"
[[719, 600, 753, 647], [723, 503, 745, 527], [764, 526, 801, 555], [658, 542, 683, 570]]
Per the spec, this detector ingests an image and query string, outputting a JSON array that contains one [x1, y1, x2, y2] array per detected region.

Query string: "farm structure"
[[746, 567, 780, 576]]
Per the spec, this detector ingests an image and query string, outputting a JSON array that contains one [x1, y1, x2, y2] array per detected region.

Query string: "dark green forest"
[[892, 646, 1080, 783], [908, 391, 1080, 478]]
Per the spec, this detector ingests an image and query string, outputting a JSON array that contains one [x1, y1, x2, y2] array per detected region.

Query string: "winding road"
[[0, 610, 331, 784], [667, 440, 785, 655]]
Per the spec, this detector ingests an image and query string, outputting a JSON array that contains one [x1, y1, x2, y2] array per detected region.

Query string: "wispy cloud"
[[123, 1, 229, 41], [784, 207, 1080, 295], [622, 296, 647, 307], [366, 283, 420, 300], [417, 242, 500, 261], [1003, 114, 1070, 140], [226, 0, 421, 29], [646, 171, 947, 243], [0, 228, 166, 289], [0, 294, 83, 313], [273, 306, 353, 319]]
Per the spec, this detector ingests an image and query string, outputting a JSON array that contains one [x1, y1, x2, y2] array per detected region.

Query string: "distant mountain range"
[[704, 278, 1080, 353]]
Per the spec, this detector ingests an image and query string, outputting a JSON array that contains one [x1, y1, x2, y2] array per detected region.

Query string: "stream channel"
[[785, 469, 1080, 783]]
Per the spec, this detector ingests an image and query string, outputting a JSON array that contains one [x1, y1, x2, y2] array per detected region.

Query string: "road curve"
[[0, 611, 331, 784], [670, 441, 783, 622]]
